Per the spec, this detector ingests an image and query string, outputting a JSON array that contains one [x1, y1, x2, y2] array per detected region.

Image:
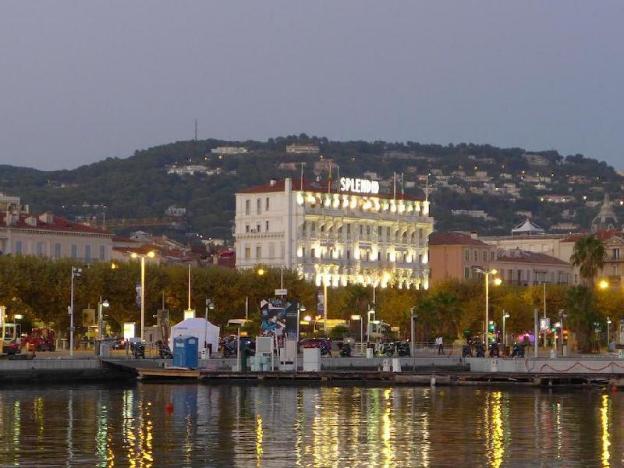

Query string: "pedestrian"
[[437, 336, 444, 355]]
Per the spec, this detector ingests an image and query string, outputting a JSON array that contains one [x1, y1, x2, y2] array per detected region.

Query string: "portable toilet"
[[173, 335, 199, 369]]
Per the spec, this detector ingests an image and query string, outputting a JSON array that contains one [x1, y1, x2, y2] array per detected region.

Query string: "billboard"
[[259, 298, 298, 338]]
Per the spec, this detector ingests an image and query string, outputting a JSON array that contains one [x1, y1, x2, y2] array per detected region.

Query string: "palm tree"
[[570, 235, 605, 285]]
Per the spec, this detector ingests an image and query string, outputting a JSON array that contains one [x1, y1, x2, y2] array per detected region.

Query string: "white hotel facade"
[[234, 177, 433, 289]]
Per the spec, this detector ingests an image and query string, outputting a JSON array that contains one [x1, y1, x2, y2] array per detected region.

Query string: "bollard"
[[430, 376, 436, 387], [392, 357, 402, 373], [382, 359, 391, 372]]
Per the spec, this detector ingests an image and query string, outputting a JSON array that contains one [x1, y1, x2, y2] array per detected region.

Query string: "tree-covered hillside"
[[0, 135, 622, 239]]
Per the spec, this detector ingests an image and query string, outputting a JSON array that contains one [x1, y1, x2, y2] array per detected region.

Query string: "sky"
[[1, 1, 623, 171]]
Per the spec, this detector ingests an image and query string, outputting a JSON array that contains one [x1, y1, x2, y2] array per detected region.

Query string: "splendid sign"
[[339, 177, 380, 195]]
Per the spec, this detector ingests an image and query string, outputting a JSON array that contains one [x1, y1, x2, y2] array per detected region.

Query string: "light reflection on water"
[[0, 383, 622, 467]]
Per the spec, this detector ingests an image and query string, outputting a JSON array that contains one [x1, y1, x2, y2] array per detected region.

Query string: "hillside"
[[1, 136, 623, 240]]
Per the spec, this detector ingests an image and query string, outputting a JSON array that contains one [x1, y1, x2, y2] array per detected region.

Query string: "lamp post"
[[607, 316, 612, 349], [97, 297, 110, 340], [351, 315, 363, 354], [69, 267, 82, 357], [474, 267, 501, 346], [131, 251, 156, 341], [296, 303, 306, 372], [502, 311, 510, 347], [409, 307, 417, 357], [366, 308, 376, 346]]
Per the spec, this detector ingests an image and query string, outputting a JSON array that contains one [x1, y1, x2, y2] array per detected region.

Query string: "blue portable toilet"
[[173, 335, 199, 368]]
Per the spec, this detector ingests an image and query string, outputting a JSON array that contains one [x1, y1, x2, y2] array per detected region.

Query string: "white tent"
[[169, 318, 220, 356]]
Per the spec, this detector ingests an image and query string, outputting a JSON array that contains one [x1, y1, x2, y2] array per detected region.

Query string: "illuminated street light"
[[598, 279, 609, 290], [131, 250, 156, 341], [473, 267, 502, 346]]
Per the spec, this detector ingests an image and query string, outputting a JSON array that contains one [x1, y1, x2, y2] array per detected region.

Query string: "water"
[[0, 383, 621, 467]]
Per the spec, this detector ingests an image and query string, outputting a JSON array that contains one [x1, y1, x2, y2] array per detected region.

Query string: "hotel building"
[[234, 177, 433, 289]]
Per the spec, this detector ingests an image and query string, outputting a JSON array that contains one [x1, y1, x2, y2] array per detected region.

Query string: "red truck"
[[24, 328, 56, 352]]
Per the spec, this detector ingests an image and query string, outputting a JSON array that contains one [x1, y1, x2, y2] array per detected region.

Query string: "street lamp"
[[69, 266, 82, 357], [131, 250, 156, 341], [474, 267, 501, 346], [351, 314, 363, 353], [599, 279, 609, 290], [296, 303, 306, 372], [607, 316, 612, 349], [366, 308, 376, 346], [97, 298, 110, 340], [502, 311, 510, 347], [409, 307, 417, 357]]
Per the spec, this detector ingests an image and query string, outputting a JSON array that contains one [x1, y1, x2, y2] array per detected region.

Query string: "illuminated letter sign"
[[339, 177, 379, 194]]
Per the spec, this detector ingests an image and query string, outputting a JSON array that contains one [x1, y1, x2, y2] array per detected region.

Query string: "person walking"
[[436, 336, 444, 355]]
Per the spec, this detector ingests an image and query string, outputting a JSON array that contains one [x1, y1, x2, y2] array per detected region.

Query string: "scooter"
[[156, 340, 173, 359], [131, 341, 145, 359], [396, 341, 411, 357], [339, 342, 352, 357]]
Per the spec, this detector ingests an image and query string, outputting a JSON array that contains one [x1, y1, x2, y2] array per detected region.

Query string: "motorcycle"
[[475, 342, 485, 358], [339, 342, 352, 357], [381, 342, 396, 357], [130, 340, 145, 359], [511, 343, 525, 358], [396, 341, 411, 357], [156, 340, 173, 359]]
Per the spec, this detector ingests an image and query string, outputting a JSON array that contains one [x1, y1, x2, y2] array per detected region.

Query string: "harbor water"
[[0, 383, 622, 466]]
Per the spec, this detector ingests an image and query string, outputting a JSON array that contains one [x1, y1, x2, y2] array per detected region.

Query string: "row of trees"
[[0, 234, 620, 351]]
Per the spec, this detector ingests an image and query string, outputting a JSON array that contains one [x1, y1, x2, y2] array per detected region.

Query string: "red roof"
[[238, 179, 425, 202], [0, 212, 110, 235], [561, 230, 623, 243], [496, 250, 569, 266], [428, 231, 490, 246]]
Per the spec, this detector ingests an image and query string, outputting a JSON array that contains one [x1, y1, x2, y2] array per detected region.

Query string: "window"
[[346, 224, 351, 235], [613, 248, 620, 260], [366, 225, 371, 236], [473, 250, 478, 262], [256, 224, 261, 232], [15, 240, 22, 254], [265, 197, 270, 211], [36, 242, 44, 256], [378, 226, 382, 237], [377, 251, 381, 260], [244, 247, 251, 259], [482, 251, 487, 262], [311, 223, 316, 233], [71, 244, 78, 259], [359, 225, 363, 235], [464, 267, 471, 279], [268, 243, 275, 258], [256, 198, 261, 214], [311, 248, 316, 258], [418, 254, 423, 264], [256, 245, 262, 259], [85, 245, 91, 261], [387, 227, 391, 239], [245, 225, 250, 233], [465, 249, 470, 261], [99, 245, 106, 260], [490, 251, 495, 261], [245, 199, 250, 215], [265, 221, 269, 232], [346, 250, 350, 259], [54, 243, 61, 259]]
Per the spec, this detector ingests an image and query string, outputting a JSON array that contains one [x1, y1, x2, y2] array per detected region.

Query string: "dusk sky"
[[1, 1, 623, 170]]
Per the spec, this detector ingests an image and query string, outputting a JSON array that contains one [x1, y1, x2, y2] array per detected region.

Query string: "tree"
[[570, 235, 605, 285]]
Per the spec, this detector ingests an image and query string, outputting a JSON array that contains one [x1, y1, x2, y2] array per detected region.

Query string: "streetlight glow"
[[599, 279, 609, 290]]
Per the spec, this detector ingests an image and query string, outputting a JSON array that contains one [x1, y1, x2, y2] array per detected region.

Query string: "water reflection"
[[0, 384, 623, 466]]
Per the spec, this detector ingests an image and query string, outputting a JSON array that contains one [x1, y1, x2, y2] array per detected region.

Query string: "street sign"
[[539, 318, 550, 331], [275, 288, 288, 296]]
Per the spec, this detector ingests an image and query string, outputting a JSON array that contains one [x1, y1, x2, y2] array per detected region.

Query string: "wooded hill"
[[1, 135, 622, 240]]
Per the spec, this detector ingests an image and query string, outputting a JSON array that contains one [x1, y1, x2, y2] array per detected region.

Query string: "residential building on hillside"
[[286, 144, 319, 154], [0, 210, 113, 262], [210, 146, 248, 155], [234, 177, 433, 289]]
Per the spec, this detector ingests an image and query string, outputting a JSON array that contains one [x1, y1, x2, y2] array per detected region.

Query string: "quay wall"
[[467, 357, 624, 374]]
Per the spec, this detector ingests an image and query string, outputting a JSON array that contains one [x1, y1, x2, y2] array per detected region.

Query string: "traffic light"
[[488, 321, 496, 332]]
